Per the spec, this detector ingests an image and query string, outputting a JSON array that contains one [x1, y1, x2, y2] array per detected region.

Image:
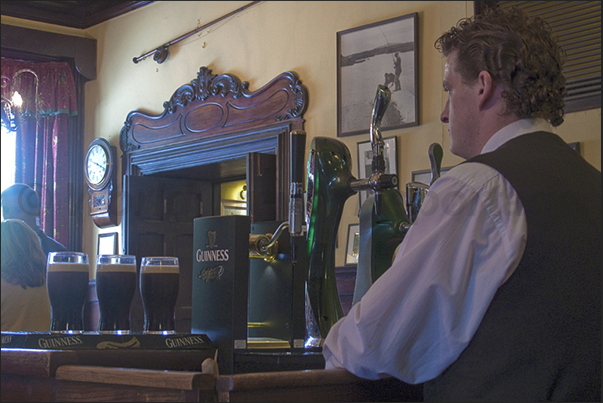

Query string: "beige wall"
[[4, 1, 601, 271]]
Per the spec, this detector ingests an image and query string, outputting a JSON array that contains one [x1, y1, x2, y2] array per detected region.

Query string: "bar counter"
[[1, 347, 423, 402]]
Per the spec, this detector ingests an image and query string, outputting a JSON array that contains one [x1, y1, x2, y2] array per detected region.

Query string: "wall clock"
[[85, 138, 117, 228]]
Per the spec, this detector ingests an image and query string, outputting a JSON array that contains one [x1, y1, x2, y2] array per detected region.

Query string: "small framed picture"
[[97, 232, 118, 255], [345, 223, 360, 266], [357, 136, 398, 206], [411, 167, 452, 185], [337, 12, 419, 137]]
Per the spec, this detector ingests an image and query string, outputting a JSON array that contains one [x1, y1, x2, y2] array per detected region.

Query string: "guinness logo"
[[206, 230, 217, 249]]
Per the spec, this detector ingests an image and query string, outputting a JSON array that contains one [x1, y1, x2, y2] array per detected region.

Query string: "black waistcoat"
[[423, 132, 601, 402]]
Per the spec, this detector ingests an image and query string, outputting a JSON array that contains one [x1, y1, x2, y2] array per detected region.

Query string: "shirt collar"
[[481, 118, 552, 154]]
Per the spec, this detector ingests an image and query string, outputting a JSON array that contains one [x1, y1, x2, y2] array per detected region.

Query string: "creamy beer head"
[[96, 254, 137, 273], [47, 251, 89, 272], [140, 256, 179, 273]]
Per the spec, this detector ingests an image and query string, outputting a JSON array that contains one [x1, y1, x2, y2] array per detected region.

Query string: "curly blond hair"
[[1, 219, 47, 289], [435, 7, 566, 126]]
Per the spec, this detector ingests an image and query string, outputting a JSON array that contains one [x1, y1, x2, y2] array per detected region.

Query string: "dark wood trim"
[[1, 1, 154, 30], [120, 67, 307, 153]]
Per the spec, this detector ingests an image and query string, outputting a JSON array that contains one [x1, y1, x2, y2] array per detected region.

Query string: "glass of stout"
[[47, 251, 90, 333], [140, 256, 179, 334], [95, 255, 137, 334]]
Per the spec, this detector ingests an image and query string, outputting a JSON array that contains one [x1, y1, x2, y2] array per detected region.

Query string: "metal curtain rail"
[[133, 1, 261, 64]]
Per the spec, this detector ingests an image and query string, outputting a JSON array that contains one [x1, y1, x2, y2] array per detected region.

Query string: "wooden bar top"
[[2, 348, 423, 402], [216, 369, 423, 402], [1, 348, 219, 402], [55, 365, 215, 390]]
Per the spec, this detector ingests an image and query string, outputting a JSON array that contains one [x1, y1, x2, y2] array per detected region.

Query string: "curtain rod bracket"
[[153, 45, 169, 64]]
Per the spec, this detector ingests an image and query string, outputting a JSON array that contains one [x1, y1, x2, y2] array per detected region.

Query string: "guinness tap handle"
[[289, 130, 307, 236], [428, 143, 443, 186], [370, 85, 391, 175], [291, 131, 307, 185]]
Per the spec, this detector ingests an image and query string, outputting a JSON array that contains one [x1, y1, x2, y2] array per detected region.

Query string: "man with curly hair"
[[323, 7, 600, 401]]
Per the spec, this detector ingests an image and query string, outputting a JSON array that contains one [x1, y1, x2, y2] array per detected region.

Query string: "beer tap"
[[248, 130, 307, 263], [289, 130, 307, 238], [349, 85, 398, 216], [351, 85, 409, 304], [399, 142, 443, 234]]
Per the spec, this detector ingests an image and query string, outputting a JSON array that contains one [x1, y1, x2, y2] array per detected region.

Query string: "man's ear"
[[477, 70, 496, 110]]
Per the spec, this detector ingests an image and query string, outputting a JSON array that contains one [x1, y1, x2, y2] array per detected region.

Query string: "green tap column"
[[370, 188, 409, 281], [305, 136, 356, 338]]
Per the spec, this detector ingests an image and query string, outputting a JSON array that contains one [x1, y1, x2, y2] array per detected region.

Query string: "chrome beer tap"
[[351, 85, 410, 304], [349, 85, 399, 215], [400, 142, 443, 232]]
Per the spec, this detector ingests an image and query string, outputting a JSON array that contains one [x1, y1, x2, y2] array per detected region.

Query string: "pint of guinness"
[[96, 255, 137, 334], [46, 252, 90, 333], [140, 256, 179, 334]]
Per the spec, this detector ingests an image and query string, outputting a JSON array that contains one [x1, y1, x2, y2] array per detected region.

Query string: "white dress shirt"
[[323, 119, 552, 384]]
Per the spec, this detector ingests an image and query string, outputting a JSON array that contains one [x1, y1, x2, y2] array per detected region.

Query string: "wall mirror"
[[119, 67, 308, 332]]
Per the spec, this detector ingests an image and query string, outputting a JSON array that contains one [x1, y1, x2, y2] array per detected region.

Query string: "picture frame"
[[97, 232, 117, 255], [411, 167, 452, 186], [345, 223, 360, 266], [337, 12, 419, 137], [357, 136, 398, 206]]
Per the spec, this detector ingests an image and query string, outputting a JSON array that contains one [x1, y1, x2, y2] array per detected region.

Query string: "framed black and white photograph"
[[337, 12, 418, 137], [357, 136, 398, 206], [97, 232, 117, 255], [345, 223, 360, 266]]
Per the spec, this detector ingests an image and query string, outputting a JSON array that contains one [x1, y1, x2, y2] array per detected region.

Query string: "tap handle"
[[370, 85, 391, 174], [289, 130, 307, 236], [428, 143, 443, 186], [291, 130, 307, 185], [370, 85, 391, 145]]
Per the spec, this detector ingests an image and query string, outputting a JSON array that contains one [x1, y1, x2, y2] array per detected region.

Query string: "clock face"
[[85, 144, 108, 186]]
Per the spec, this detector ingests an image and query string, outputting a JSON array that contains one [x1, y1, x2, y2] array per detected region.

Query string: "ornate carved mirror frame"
[[119, 66, 309, 225]]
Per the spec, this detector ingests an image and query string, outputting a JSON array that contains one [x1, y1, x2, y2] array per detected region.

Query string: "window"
[[476, 1, 601, 113], [1, 125, 17, 220]]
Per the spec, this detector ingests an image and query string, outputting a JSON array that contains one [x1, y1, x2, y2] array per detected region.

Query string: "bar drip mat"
[[1, 331, 214, 350]]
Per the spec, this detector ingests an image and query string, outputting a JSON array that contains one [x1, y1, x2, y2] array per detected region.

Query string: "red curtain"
[[1, 58, 77, 247]]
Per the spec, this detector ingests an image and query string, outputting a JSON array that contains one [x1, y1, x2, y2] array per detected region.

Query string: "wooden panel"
[[120, 68, 307, 153], [1, 349, 77, 377], [55, 365, 214, 391], [216, 369, 423, 402], [1, 373, 214, 402], [124, 175, 213, 333]]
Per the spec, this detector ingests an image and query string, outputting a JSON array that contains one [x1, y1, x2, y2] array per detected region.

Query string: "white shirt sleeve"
[[322, 162, 527, 384]]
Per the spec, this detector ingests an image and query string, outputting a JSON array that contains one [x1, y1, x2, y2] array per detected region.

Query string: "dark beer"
[[96, 256, 137, 334], [140, 257, 179, 334], [46, 252, 89, 333]]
